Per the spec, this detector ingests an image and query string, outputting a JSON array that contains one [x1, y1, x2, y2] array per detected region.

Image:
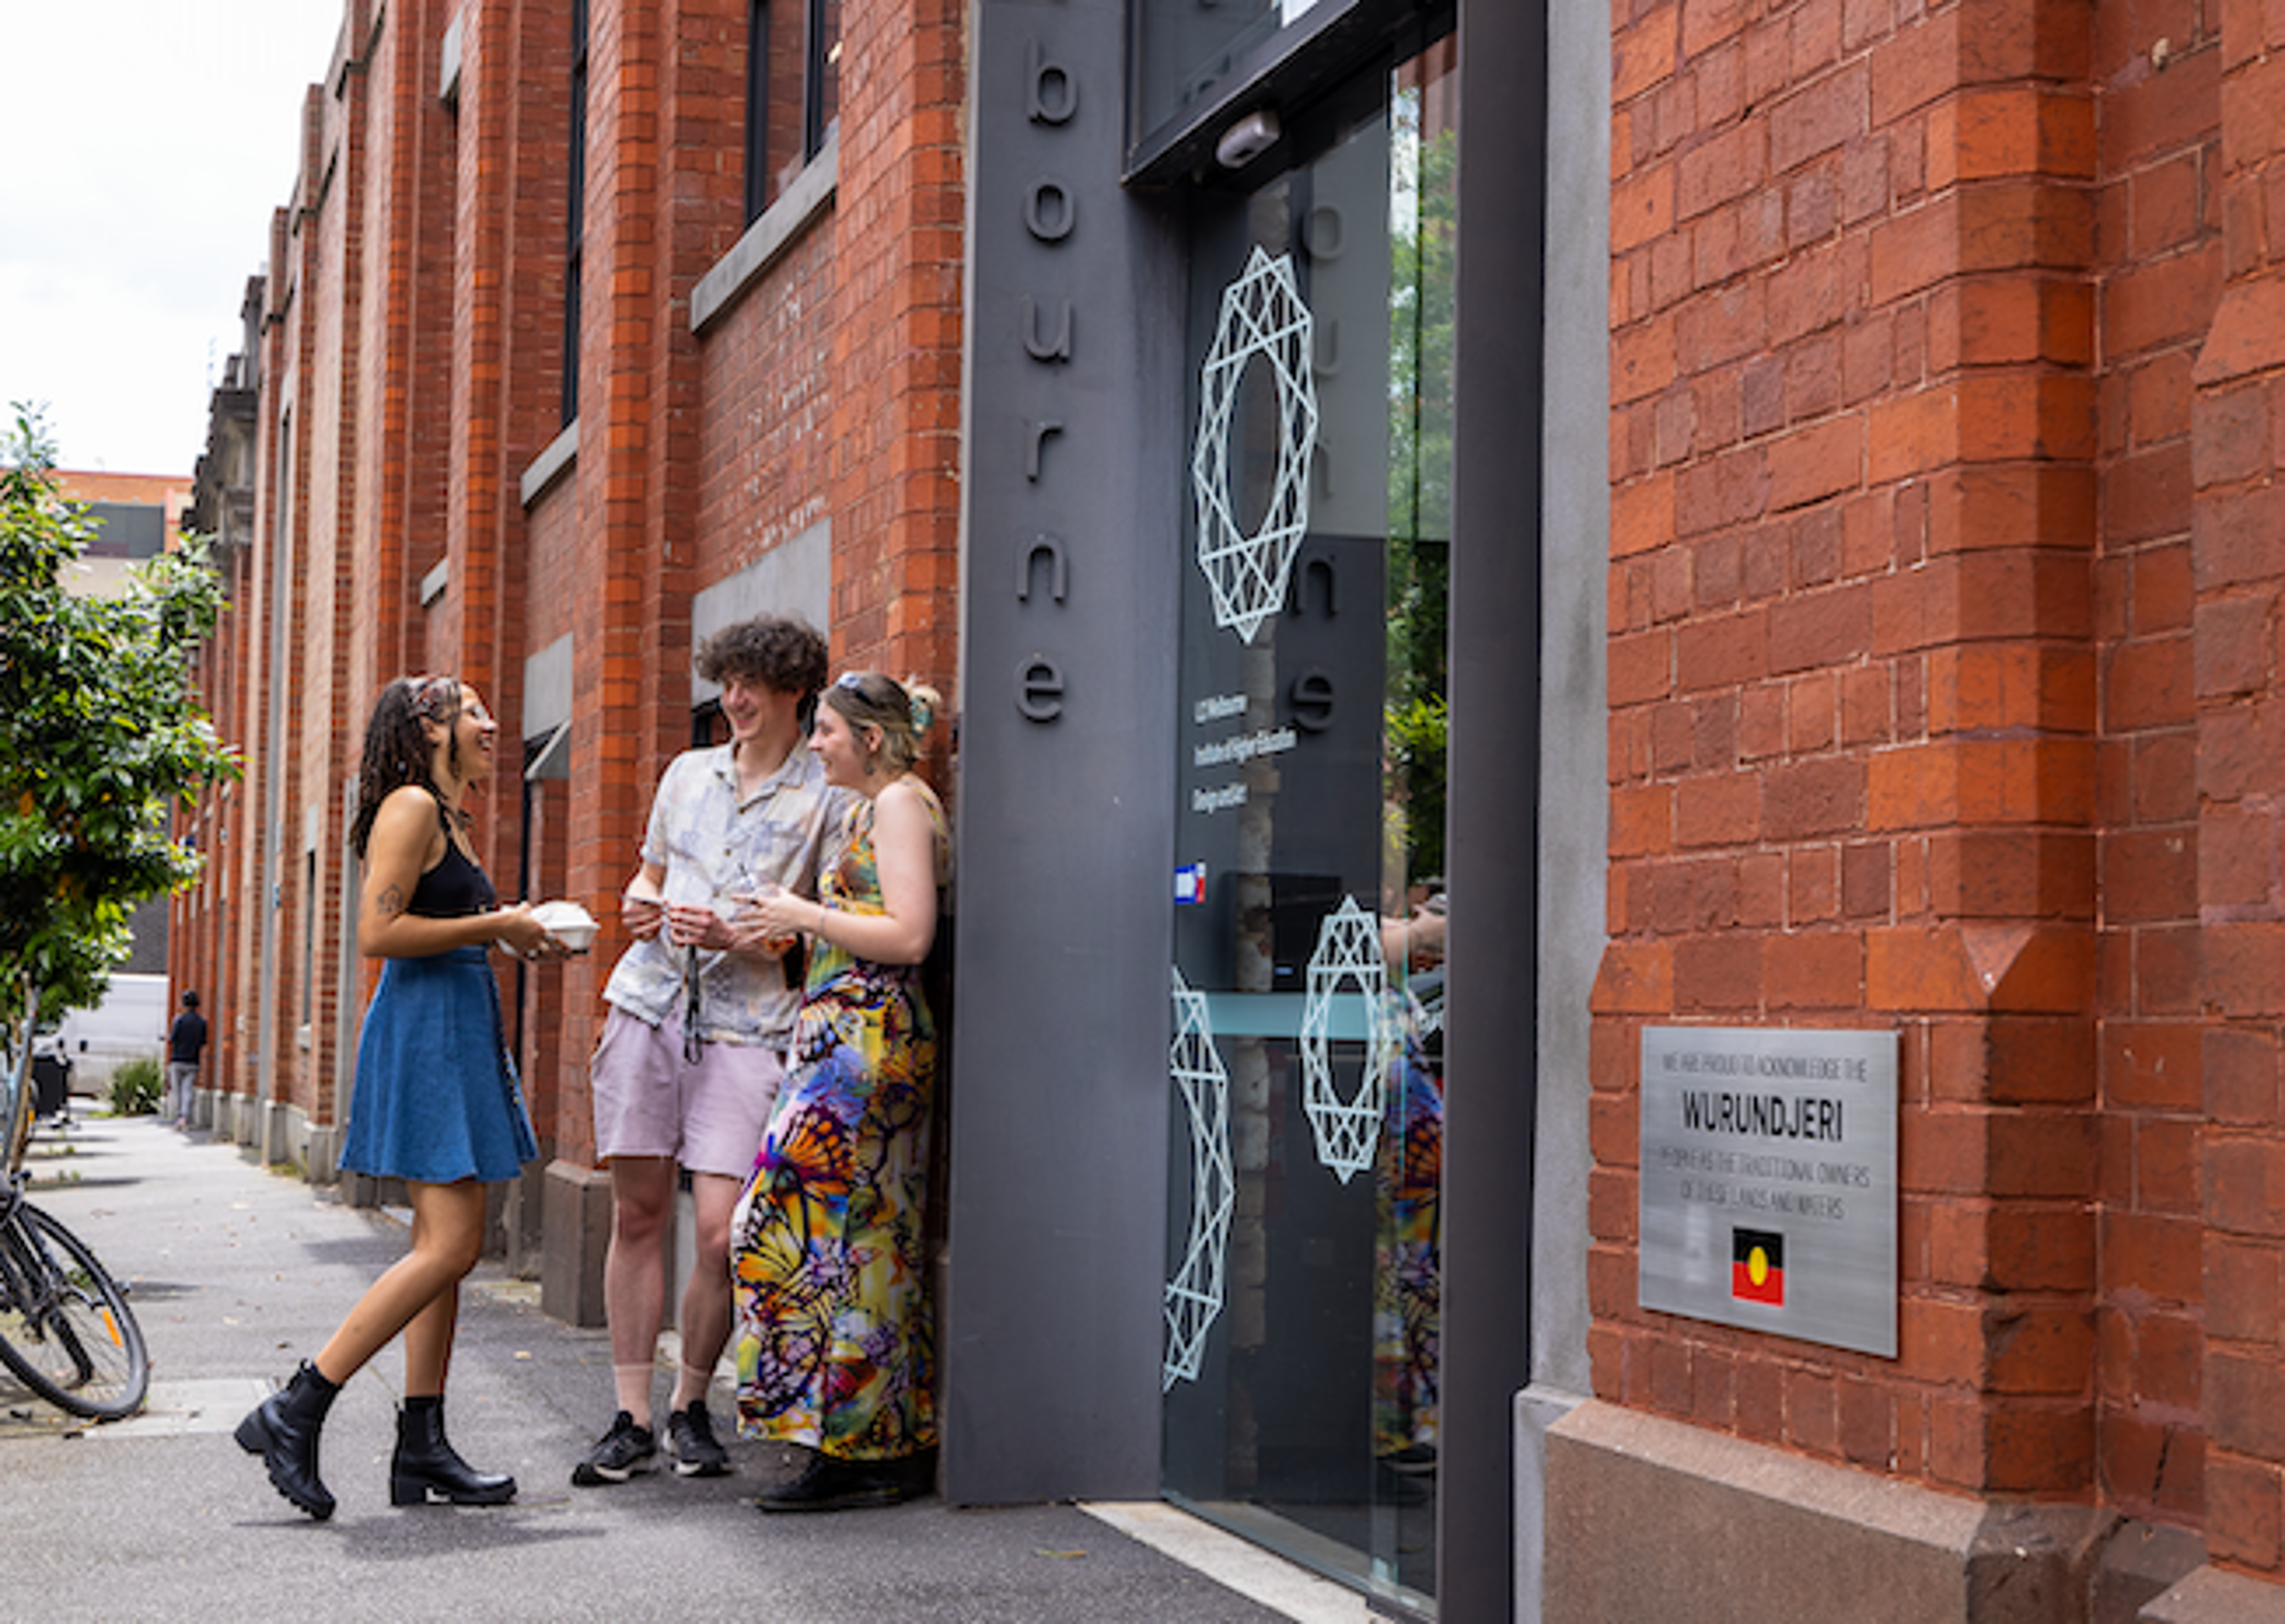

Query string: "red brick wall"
[[171, 534, 257, 1099], [421, 0, 515, 861], [270, 73, 336, 1125], [455, 0, 579, 595], [1600, 0, 2231, 1512], [364, 0, 446, 698], [462, 0, 581, 1151], [517, 775, 582, 1163], [527, 0, 760, 1160], [269, 0, 479, 1129], [2092, 0, 2219, 1529], [524, 479, 590, 1156], [196, 0, 541, 1134], [179, 0, 965, 1271], [564, 0, 698, 1015], [694, 221, 837, 582], [224, 201, 299, 1106], [300, 3, 364, 1124], [827, 0, 963, 698], [2192, 0, 2285, 1573]]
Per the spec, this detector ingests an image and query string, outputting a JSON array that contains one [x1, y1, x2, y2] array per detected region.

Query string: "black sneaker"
[[571, 1411, 657, 1487], [667, 1401, 731, 1478]]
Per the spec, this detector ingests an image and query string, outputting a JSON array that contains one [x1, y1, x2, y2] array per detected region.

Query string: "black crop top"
[[407, 840, 498, 918]]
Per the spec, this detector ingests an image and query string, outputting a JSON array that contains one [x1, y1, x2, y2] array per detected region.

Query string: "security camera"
[[1215, 109, 1281, 170]]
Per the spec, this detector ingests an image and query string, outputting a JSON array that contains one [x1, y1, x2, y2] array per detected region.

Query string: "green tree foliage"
[[1385, 105, 1457, 886], [0, 407, 239, 1029]]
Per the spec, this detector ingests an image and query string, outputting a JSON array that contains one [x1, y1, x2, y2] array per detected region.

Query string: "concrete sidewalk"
[[0, 1111, 1373, 1624]]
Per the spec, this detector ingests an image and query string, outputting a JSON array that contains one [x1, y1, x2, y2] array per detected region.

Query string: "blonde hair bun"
[[903, 677, 943, 736]]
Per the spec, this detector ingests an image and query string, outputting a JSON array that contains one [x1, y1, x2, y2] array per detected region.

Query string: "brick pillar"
[[253, 86, 328, 1148], [569, 0, 688, 1055], [2087, 0, 2219, 1528], [828, 0, 964, 700], [1598, 0, 2111, 1498], [2192, 0, 2285, 1573]]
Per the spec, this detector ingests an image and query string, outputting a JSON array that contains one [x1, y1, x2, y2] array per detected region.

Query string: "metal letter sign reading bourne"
[[1638, 1026, 1898, 1357]]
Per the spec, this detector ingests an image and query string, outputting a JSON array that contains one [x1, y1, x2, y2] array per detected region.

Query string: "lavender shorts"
[[590, 1004, 785, 1178]]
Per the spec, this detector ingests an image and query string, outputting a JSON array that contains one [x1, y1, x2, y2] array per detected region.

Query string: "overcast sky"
[[1, 4, 348, 476]]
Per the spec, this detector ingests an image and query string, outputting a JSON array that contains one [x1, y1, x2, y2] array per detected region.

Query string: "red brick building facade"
[[165, 0, 2285, 1613], [173, 0, 960, 1306], [1561, 0, 2285, 1611]]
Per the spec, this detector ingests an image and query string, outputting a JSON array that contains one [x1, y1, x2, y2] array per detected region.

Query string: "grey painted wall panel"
[[1517, 0, 1611, 1609], [949, 0, 1188, 1505], [1535, 0, 1611, 1407], [689, 523, 831, 704], [1442, 1, 1551, 1616], [524, 634, 574, 740]]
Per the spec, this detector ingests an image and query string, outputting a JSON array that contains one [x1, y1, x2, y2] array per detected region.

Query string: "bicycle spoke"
[[0, 1201, 148, 1419]]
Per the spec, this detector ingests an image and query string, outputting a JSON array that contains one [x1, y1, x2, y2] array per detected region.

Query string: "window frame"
[[563, 0, 590, 428], [744, 0, 840, 225]]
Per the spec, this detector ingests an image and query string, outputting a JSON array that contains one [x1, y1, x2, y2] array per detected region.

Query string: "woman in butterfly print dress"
[[733, 672, 950, 1512]]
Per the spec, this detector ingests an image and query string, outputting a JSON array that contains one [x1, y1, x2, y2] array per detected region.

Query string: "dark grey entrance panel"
[[1441, 2, 1550, 1619], [950, 0, 1188, 1504]]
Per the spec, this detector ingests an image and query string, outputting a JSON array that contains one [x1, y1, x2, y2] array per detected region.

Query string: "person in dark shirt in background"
[[165, 989, 208, 1128]]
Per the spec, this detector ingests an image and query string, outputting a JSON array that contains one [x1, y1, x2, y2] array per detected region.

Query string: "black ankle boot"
[[390, 1395, 517, 1506], [755, 1449, 919, 1513], [235, 1360, 341, 1520]]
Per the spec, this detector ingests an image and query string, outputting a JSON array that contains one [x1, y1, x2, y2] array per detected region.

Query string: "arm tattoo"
[[376, 883, 406, 918]]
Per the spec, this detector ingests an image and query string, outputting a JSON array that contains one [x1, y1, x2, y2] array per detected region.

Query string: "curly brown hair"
[[349, 675, 462, 857], [694, 616, 828, 699]]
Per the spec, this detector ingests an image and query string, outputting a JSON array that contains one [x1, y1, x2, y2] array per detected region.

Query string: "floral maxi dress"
[[731, 792, 943, 1463]]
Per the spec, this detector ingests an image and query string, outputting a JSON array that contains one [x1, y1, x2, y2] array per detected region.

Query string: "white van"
[[55, 973, 170, 1090]]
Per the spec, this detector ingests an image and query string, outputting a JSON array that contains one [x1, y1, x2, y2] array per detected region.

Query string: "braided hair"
[[349, 675, 462, 858]]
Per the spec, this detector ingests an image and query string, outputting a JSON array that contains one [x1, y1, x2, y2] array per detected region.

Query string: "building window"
[[82, 502, 166, 560], [564, 0, 590, 428], [691, 698, 726, 750], [301, 848, 318, 1028], [744, 0, 841, 223]]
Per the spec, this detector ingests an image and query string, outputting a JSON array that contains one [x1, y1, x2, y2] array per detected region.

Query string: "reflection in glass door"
[[1163, 21, 1455, 1616]]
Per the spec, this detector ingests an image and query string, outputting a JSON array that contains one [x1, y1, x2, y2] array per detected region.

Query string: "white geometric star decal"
[[1164, 968, 1235, 1390], [1191, 246, 1319, 645], [1300, 897, 1397, 1184]]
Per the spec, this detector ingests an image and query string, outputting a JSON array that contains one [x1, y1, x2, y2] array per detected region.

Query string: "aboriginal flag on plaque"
[[1732, 1228, 1786, 1306]]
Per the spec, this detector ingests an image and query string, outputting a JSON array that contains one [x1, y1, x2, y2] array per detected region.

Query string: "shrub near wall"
[[109, 1056, 162, 1117]]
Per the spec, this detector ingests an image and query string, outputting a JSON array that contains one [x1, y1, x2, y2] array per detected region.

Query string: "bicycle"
[[0, 988, 149, 1420]]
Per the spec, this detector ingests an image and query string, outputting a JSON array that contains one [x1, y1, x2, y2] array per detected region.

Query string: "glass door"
[[1163, 20, 1454, 1614]]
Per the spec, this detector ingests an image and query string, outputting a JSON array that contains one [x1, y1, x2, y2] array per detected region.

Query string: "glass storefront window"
[[1163, 17, 1454, 1615]]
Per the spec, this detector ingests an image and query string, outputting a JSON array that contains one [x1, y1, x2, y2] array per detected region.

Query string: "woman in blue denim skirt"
[[236, 675, 567, 1520]]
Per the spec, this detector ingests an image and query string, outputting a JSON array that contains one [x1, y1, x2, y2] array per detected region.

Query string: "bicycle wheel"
[[0, 1202, 149, 1419]]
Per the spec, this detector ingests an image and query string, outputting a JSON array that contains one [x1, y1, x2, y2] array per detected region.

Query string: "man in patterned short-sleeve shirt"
[[573, 615, 850, 1488]]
